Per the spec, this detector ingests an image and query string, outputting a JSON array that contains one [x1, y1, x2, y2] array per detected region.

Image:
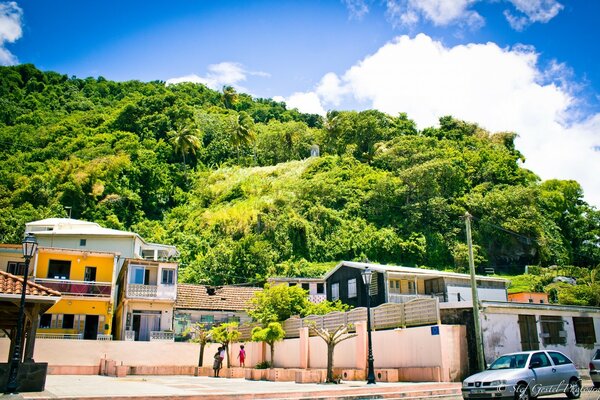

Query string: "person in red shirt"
[[237, 344, 246, 367]]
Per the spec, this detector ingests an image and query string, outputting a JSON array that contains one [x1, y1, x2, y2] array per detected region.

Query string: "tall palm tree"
[[222, 85, 238, 110], [230, 111, 255, 161], [169, 120, 202, 169]]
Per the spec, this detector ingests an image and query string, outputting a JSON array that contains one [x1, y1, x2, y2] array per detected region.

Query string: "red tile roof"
[[175, 283, 262, 311], [0, 270, 61, 297]]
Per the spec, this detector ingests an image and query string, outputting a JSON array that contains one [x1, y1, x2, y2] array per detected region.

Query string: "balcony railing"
[[150, 331, 175, 341], [34, 278, 112, 297], [37, 333, 83, 340], [127, 283, 176, 299], [389, 293, 445, 304]]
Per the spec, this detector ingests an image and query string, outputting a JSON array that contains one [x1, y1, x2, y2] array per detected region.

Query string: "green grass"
[[495, 274, 536, 294]]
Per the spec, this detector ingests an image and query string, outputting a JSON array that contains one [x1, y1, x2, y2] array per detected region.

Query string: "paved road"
[[445, 382, 600, 400], [2, 375, 462, 400]]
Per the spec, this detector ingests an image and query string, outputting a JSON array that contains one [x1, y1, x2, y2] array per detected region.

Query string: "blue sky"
[[2, 0, 600, 206]]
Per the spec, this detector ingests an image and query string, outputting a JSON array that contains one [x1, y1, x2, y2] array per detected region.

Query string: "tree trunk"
[[270, 342, 275, 369], [198, 343, 205, 367], [225, 343, 231, 368], [327, 343, 334, 383]]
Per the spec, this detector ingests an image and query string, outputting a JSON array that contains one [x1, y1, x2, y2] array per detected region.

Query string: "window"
[[548, 351, 572, 366], [39, 314, 52, 329], [348, 278, 357, 298], [161, 269, 175, 285], [529, 352, 551, 368], [131, 266, 149, 284], [84, 266, 97, 282], [47, 260, 71, 279], [408, 281, 415, 293], [301, 283, 310, 291], [369, 273, 378, 296], [573, 317, 596, 345], [200, 315, 214, 323], [288, 282, 297, 286], [7, 261, 26, 275], [540, 316, 566, 345], [389, 279, 400, 294], [79, 239, 87, 246], [331, 282, 339, 301], [62, 314, 75, 329], [316, 283, 324, 294]]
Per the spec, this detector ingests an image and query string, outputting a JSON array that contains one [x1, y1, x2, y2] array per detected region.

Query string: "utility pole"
[[464, 212, 486, 372]]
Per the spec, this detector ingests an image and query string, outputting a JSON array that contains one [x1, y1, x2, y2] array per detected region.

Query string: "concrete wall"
[[481, 313, 522, 361], [0, 323, 467, 381], [36, 236, 135, 259], [480, 309, 600, 368], [447, 286, 507, 302], [272, 338, 301, 368]]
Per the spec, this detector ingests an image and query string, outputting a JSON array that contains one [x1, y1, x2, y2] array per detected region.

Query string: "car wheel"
[[514, 383, 530, 400], [565, 378, 581, 399]]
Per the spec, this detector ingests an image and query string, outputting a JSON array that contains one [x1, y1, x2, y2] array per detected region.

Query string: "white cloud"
[[0, 1, 23, 65], [344, 0, 562, 31], [386, 0, 483, 28], [508, 0, 563, 23], [166, 62, 269, 92], [289, 33, 600, 206], [504, 0, 563, 31], [342, 0, 370, 20], [282, 92, 326, 116]]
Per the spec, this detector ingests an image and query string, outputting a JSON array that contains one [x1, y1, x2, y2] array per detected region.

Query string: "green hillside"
[[1, 64, 599, 303]]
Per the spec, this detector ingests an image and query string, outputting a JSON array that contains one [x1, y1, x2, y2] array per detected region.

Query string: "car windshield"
[[489, 354, 529, 370], [594, 350, 600, 360]]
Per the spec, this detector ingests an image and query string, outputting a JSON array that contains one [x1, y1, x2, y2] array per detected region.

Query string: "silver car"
[[590, 348, 600, 389], [462, 350, 581, 399]]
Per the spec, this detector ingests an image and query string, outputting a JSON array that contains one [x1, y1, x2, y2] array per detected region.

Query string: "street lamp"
[[5, 233, 38, 394], [361, 267, 376, 384]]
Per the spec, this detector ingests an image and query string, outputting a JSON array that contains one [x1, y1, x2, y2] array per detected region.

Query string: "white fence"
[[280, 298, 440, 338]]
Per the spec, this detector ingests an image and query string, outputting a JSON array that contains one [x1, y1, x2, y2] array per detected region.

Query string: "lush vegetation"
[[504, 265, 600, 306], [1, 64, 600, 304]]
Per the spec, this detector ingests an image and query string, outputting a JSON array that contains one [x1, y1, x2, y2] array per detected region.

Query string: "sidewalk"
[[2, 375, 462, 400]]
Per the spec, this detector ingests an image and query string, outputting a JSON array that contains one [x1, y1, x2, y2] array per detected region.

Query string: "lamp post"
[[5, 233, 38, 394], [361, 267, 376, 384]]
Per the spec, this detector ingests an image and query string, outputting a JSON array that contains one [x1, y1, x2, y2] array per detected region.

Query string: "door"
[[518, 314, 539, 351], [547, 351, 577, 391], [132, 312, 161, 341], [132, 314, 141, 341], [84, 315, 99, 340], [84, 267, 97, 282], [529, 351, 555, 396]]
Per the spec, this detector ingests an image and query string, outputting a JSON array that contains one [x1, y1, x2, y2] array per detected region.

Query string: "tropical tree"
[[187, 323, 212, 367], [251, 322, 285, 368], [247, 283, 309, 324], [210, 322, 241, 368], [169, 120, 202, 168], [222, 85, 238, 109], [309, 323, 357, 383], [229, 111, 255, 160]]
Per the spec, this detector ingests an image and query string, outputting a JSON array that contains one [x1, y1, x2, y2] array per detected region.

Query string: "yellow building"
[[33, 247, 119, 339]]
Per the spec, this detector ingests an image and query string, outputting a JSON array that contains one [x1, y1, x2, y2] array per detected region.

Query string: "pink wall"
[[0, 324, 467, 381]]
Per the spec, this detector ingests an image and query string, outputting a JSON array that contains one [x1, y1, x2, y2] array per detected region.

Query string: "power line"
[[470, 215, 540, 245]]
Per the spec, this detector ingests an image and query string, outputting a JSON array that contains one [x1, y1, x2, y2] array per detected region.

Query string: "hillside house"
[[323, 261, 508, 308], [173, 284, 261, 338]]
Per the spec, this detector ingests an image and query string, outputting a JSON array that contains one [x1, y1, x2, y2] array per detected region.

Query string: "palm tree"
[[169, 120, 202, 170], [230, 111, 255, 161], [222, 85, 238, 110]]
